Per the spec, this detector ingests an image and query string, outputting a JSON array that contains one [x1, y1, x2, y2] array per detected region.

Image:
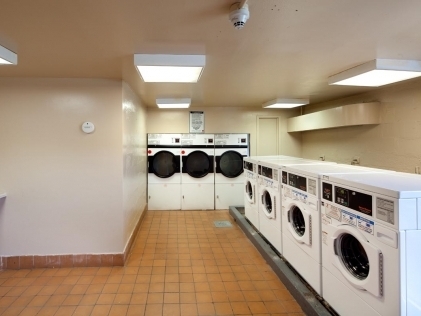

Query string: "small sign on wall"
[[189, 111, 205, 133]]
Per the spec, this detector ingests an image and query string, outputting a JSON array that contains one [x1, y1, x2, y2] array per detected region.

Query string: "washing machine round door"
[[337, 233, 369, 280], [184, 151, 211, 178], [245, 181, 254, 203], [291, 205, 305, 236], [150, 151, 179, 178], [262, 190, 274, 218], [218, 151, 244, 178]]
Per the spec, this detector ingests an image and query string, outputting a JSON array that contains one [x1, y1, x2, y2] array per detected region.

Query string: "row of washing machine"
[[244, 156, 421, 316], [147, 133, 249, 210]]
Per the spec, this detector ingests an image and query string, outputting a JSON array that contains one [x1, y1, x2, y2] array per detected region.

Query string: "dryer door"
[[287, 204, 311, 245], [245, 180, 255, 204], [148, 151, 180, 178], [261, 189, 276, 219], [182, 150, 213, 178], [329, 225, 383, 297], [215, 151, 244, 178]]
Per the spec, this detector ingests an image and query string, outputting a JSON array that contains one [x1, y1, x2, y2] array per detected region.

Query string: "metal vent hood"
[[287, 102, 381, 133]]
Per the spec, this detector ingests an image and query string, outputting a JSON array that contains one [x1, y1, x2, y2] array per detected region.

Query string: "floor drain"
[[214, 220, 232, 227]]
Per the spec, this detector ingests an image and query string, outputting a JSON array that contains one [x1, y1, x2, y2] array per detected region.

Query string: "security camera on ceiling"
[[229, 0, 250, 29]]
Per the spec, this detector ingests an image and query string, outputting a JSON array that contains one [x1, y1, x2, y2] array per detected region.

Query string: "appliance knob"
[[147, 150, 152, 154], [181, 150, 185, 154]]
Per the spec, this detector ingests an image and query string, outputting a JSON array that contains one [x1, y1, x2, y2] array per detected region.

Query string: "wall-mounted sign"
[[189, 111, 204, 133]]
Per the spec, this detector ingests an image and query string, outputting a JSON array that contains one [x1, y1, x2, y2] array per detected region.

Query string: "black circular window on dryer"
[[291, 206, 305, 236], [337, 233, 369, 280], [184, 151, 211, 178], [217, 151, 244, 178], [263, 191, 272, 214], [150, 151, 179, 178]]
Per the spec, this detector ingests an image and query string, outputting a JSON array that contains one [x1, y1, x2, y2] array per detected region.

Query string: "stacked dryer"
[[180, 134, 215, 210], [321, 172, 421, 316], [147, 134, 181, 210], [281, 164, 389, 295]]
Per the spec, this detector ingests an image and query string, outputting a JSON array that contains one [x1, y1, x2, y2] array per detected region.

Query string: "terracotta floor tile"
[[109, 304, 128, 315], [227, 290, 245, 302], [164, 293, 179, 304], [130, 293, 148, 305], [90, 304, 111, 316], [163, 303, 181, 316], [114, 293, 131, 304], [214, 302, 233, 315], [194, 282, 210, 292], [62, 294, 83, 306], [79, 294, 99, 306], [147, 293, 164, 304], [54, 305, 76, 316], [197, 302, 215, 315], [231, 301, 252, 315], [145, 303, 163, 316], [180, 292, 196, 304], [180, 282, 195, 293], [196, 291, 212, 303], [209, 281, 225, 291], [243, 290, 261, 302], [97, 293, 115, 305], [180, 303, 198, 316], [44, 294, 67, 306], [72, 305, 94, 316], [18, 307, 41, 316], [211, 291, 230, 303], [127, 304, 146, 316], [248, 301, 268, 314]]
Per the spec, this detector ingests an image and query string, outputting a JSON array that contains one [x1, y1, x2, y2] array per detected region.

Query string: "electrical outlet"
[[415, 166, 420, 174], [351, 156, 360, 165]]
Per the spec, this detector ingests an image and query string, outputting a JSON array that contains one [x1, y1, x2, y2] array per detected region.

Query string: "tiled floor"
[[0, 210, 305, 315]]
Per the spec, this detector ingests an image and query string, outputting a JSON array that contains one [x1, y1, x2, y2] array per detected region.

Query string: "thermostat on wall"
[[82, 122, 95, 134]]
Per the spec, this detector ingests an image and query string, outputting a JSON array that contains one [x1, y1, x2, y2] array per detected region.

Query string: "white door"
[[257, 117, 279, 155]]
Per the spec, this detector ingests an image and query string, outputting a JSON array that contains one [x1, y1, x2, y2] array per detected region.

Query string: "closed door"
[[257, 117, 279, 155]]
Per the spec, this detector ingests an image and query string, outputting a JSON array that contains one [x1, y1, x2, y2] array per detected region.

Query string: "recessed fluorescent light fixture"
[[0, 44, 17, 65], [134, 54, 205, 83], [156, 98, 191, 109], [262, 98, 309, 109], [329, 59, 421, 87]]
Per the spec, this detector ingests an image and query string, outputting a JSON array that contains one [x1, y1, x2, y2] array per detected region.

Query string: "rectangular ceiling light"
[[156, 98, 191, 109], [263, 98, 309, 109], [0, 44, 17, 65], [329, 59, 421, 87], [134, 54, 205, 83]]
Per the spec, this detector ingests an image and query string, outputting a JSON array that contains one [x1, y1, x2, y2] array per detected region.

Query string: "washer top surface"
[[258, 159, 318, 168], [284, 163, 392, 179], [252, 155, 303, 162], [326, 172, 421, 198]]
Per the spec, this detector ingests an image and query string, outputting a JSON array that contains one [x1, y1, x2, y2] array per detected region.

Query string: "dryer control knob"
[[147, 150, 152, 154], [181, 150, 185, 154]]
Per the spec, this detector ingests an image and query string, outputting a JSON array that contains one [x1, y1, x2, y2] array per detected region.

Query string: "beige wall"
[[146, 107, 302, 156], [301, 78, 421, 172], [0, 78, 131, 256], [122, 83, 147, 248]]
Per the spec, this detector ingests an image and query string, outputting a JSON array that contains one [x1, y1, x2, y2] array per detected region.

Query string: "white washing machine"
[[281, 164, 390, 295], [244, 156, 304, 232], [214, 133, 249, 209], [181, 134, 214, 210], [147, 133, 181, 210], [321, 172, 421, 316], [244, 156, 259, 229], [257, 158, 321, 252]]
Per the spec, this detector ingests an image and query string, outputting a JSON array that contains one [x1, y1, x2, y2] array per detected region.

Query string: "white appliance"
[[281, 164, 389, 295], [244, 156, 304, 231], [321, 172, 421, 316], [181, 134, 215, 210], [214, 133, 249, 209], [257, 158, 323, 252], [147, 133, 181, 210], [244, 156, 259, 229]]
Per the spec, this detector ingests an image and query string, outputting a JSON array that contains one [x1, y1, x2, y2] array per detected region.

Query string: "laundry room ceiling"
[[1, 0, 421, 107]]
